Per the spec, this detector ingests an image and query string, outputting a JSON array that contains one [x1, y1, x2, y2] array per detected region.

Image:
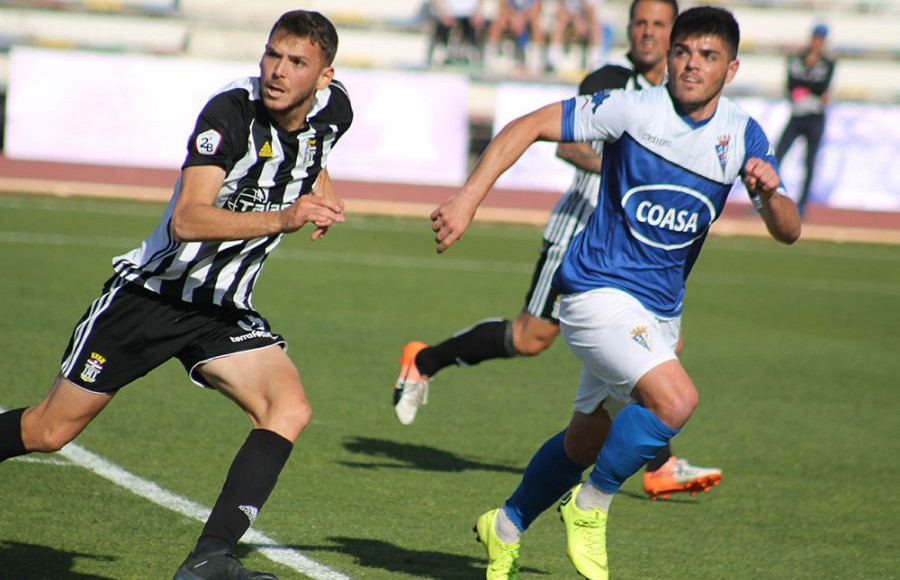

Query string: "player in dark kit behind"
[[0, 10, 352, 580]]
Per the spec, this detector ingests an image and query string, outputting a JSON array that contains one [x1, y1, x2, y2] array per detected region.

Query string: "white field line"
[[1, 406, 355, 580]]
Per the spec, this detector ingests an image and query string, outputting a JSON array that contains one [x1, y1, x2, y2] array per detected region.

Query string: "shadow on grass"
[[339, 436, 522, 473], [0, 541, 116, 579], [618, 488, 706, 504], [275, 536, 547, 580]]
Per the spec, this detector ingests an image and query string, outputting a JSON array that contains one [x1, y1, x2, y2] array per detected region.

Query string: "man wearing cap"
[[774, 23, 836, 217]]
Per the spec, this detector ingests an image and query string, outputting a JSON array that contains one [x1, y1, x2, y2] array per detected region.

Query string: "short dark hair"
[[629, 0, 679, 23], [670, 6, 740, 60], [269, 10, 339, 65]]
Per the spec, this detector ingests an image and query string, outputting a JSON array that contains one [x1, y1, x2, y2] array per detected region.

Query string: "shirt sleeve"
[[561, 89, 629, 143], [326, 80, 354, 143], [182, 89, 250, 173], [742, 117, 788, 199]]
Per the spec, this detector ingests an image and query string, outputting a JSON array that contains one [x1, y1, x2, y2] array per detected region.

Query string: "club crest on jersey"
[[80, 352, 106, 384], [631, 326, 652, 351], [716, 134, 731, 172], [195, 129, 222, 156], [303, 139, 317, 167]]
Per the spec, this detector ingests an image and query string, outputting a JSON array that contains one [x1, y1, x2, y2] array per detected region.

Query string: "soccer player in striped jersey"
[[394, 0, 721, 501], [0, 11, 351, 580], [432, 6, 800, 579]]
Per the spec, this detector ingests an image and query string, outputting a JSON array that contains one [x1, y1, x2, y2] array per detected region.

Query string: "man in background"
[[774, 23, 836, 217]]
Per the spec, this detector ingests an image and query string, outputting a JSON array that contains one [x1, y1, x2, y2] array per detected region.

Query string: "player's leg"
[[0, 377, 112, 461], [174, 345, 304, 580], [2, 279, 169, 462], [796, 115, 826, 215], [639, 330, 722, 498], [474, 380, 607, 578], [392, 239, 564, 424], [556, 290, 686, 579], [775, 116, 802, 164]]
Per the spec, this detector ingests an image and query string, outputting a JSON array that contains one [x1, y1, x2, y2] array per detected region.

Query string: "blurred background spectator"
[[426, 0, 487, 67], [484, 0, 546, 73], [546, 0, 609, 74]]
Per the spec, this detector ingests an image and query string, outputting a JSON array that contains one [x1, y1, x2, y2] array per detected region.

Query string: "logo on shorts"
[[80, 352, 107, 384], [630, 326, 652, 351], [230, 315, 275, 343]]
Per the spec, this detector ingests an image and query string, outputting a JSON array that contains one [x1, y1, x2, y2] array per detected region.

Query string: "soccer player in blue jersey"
[[394, 0, 722, 503], [431, 6, 801, 579]]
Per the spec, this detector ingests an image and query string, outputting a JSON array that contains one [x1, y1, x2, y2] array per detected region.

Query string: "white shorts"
[[559, 288, 681, 414]]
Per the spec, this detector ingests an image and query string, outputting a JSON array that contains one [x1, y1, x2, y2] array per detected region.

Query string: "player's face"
[[628, 0, 675, 72], [259, 31, 334, 131], [667, 34, 739, 120]]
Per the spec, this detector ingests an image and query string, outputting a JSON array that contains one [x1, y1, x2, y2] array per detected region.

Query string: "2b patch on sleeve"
[[195, 129, 223, 155]]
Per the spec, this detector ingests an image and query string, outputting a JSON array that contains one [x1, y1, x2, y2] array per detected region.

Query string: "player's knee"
[[658, 387, 698, 429], [25, 422, 73, 453], [280, 398, 312, 441]]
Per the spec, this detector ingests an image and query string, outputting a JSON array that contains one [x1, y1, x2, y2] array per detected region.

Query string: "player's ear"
[[724, 58, 739, 84], [316, 65, 334, 91]]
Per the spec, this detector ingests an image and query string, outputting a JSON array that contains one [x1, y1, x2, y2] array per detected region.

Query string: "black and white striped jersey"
[[542, 59, 655, 246], [113, 76, 353, 310]]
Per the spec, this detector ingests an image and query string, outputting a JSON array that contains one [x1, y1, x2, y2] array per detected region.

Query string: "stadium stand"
[[0, 0, 897, 99]]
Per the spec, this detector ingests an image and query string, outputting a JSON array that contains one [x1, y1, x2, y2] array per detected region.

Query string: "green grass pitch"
[[0, 193, 897, 579]]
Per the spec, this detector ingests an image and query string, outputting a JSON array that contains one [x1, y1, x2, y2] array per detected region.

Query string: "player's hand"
[[279, 194, 345, 235], [431, 195, 477, 253], [742, 158, 781, 200], [309, 170, 344, 240]]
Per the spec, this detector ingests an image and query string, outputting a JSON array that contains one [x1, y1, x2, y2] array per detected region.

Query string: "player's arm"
[[556, 141, 603, 173], [554, 67, 628, 173], [742, 158, 801, 244], [171, 165, 345, 242], [432, 102, 564, 253], [309, 168, 344, 240]]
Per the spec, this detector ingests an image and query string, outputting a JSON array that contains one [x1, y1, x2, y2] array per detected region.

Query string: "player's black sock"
[[193, 428, 293, 557], [644, 442, 672, 473], [415, 318, 515, 377], [0, 407, 28, 462]]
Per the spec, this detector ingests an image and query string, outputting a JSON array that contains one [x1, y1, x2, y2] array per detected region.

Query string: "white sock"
[[575, 480, 614, 514], [494, 507, 522, 544]]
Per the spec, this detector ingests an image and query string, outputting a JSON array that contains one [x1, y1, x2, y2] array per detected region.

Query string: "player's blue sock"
[[588, 403, 679, 494], [503, 430, 586, 532]]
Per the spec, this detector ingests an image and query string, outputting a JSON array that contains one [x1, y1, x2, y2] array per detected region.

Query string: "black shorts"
[[522, 239, 564, 324], [60, 276, 286, 393]]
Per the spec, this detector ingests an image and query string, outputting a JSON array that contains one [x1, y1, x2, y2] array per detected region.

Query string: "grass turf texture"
[[0, 194, 897, 579]]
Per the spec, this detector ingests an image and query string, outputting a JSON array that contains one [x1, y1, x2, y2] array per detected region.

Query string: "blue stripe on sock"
[[589, 404, 679, 494]]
